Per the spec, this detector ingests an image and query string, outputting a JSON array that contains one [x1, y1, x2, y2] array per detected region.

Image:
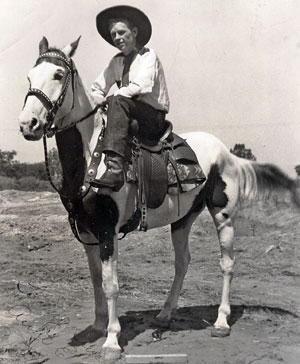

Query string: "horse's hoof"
[[102, 347, 122, 361], [211, 326, 231, 337], [154, 315, 171, 328]]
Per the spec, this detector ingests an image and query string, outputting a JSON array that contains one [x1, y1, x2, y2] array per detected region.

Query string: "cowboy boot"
[[90, 152, 125, 191]]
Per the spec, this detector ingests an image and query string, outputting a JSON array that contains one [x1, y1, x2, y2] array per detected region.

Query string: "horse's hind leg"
[[156, 209, 203, 324], [208, 174, 238, 337]]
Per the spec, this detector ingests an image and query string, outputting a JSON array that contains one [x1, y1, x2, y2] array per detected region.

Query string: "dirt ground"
[[0, 189, 300, 364]]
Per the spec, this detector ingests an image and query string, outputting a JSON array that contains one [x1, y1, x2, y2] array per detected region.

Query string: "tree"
[[0, 149, 18, 177], [230, 144, 257, 161], [295, 165, 300, 177]]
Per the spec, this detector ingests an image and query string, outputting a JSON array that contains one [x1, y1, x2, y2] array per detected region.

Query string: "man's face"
[[110, 21, 138, 55]]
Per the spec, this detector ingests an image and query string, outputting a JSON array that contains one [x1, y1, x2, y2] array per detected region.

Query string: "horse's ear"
[[39, 36, 49, 55], [62, 36, 81, 58]]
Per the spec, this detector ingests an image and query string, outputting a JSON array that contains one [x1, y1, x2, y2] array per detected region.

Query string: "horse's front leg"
[[100, 235, 121, 360], [84, 243, 108, 335], [71, 239, 107, 345]]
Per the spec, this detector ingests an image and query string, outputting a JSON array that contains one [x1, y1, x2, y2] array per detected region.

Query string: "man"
[[90, 5, 170, 191]]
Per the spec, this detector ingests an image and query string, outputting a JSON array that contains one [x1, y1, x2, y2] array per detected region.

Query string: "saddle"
[[126, 120, 206, 230], [86, 119, 206, 234]]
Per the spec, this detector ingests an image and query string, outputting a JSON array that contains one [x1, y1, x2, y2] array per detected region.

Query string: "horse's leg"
[[157, 209, 204, 324], [208, 172, 238, 337], [100, 236, 121, 360], [71, 242, 107, 345], [84, 244, 108, 333]]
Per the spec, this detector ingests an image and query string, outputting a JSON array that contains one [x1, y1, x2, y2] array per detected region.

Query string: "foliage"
[[0, 175, 18, 190], [0, 148, 62, 191], [0, 175, 52, 191], [295, 165, 300, 177], [0, 149, 18, 177], [230, 144, 257, 161]]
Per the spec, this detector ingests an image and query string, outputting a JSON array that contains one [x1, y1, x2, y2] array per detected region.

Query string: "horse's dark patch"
[[95, 194, 119, 262], [56, 127, 86, 197], [222, 212, 229, 219], [171, 164, 228, 232], [171, 188, 206, 232], [206, 164, 229, 209]]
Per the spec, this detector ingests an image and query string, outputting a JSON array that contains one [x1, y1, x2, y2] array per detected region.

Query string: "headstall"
[[23, 52, 76, 135]]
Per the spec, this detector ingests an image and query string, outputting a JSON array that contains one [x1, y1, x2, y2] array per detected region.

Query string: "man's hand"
[[98, 95, 113, 113]]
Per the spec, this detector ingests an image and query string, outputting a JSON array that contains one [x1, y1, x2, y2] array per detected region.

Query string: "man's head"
[[109, 18, 138, 55], [96, 6, 151, 50]]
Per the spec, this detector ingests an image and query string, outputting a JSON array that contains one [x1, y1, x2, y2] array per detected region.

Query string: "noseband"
[[24, 52, 76, 134]]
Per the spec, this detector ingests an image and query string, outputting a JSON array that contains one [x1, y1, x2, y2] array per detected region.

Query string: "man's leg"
[[90, 95, 165, 191], [90, 95, 133, 191], [102, 95, 134, 158]]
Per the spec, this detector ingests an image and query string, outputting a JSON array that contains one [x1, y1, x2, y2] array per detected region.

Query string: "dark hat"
[[96, 5, 152, 47]]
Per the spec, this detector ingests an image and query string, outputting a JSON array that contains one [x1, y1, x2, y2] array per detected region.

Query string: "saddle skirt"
[[127, 132, 206, 209]]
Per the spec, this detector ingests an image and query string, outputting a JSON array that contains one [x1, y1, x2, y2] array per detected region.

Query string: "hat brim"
[[96, 5, 152, 47]]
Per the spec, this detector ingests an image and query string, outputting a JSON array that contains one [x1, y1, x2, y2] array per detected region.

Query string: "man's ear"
[[132, 27, 138, 38]]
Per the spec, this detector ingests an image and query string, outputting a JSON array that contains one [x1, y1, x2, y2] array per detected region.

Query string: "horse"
[[18, 37, 300, 360]]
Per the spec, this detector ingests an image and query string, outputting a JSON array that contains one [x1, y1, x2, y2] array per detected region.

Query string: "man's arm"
[[91, 59, 116, 105]]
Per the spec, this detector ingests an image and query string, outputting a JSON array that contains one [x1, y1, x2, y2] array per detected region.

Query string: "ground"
[[0, 189, 299, 364]]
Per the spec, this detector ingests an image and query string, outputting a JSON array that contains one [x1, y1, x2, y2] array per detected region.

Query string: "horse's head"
[[19, 36, 80, 140]]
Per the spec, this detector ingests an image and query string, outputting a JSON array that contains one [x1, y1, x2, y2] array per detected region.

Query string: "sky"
[[1, 0, 300, 176]]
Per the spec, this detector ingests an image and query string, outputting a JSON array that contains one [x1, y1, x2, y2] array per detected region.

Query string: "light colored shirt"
[[91, 47, 170, 113]]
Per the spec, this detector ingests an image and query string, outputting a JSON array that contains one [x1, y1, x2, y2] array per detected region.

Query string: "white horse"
[[19, 37, 300, 360]]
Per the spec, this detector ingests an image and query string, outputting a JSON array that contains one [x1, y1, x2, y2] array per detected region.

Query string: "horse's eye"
[[54, 72, 64, 81]]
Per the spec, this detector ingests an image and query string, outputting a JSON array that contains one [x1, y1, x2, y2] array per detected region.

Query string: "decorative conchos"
[[79, 185, 87, 193], [88, 169, 95, 176]]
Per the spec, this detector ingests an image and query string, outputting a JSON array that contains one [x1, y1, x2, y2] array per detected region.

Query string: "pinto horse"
[[19, 37, 300, 360]]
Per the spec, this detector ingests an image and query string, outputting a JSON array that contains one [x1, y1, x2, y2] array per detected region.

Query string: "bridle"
[[23, 51, 103, 194], [24, 52, 78, 136], [22, 51, 108, 246]]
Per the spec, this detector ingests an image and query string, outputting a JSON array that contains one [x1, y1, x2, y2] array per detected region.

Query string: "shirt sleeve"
[[114, 49, 157, 98], [91, 59, 116, 104]]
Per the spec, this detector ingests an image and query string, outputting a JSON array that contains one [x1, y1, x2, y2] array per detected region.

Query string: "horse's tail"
[[235, 157, 300, 208]]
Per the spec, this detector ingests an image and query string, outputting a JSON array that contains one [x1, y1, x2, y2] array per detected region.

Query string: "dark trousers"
[[103, 95, 166, 159]]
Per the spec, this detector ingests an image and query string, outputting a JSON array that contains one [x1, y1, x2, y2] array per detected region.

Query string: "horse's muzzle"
[[19, 117, 43, 141]]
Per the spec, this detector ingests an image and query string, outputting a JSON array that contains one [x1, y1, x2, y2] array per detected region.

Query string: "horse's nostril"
[[31, 118, 39, 128]]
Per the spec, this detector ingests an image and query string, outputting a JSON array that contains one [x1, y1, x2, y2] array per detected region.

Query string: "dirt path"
[[0, 190, 299, 363]]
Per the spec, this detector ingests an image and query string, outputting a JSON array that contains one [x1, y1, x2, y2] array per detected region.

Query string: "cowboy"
[[90, 5, 170, 191]]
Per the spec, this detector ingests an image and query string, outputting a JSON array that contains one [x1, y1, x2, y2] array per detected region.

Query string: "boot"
[[90, 152, 125, 191]]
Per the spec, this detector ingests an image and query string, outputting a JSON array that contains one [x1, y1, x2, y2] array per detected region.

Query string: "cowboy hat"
[[96, 5, 152, 47]]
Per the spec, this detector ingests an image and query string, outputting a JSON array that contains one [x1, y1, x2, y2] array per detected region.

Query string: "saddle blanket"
[[127, 158, 204, 194]]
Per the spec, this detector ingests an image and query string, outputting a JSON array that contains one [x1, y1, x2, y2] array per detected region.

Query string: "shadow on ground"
[[69, 304, 298, 349]]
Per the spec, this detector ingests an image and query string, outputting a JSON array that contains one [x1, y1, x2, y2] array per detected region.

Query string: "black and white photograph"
[[0, 1, 300, 363]]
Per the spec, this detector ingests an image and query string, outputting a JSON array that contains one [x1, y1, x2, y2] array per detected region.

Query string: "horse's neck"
[[55, 73, 104, 195], [69, 74, 102, 162]]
